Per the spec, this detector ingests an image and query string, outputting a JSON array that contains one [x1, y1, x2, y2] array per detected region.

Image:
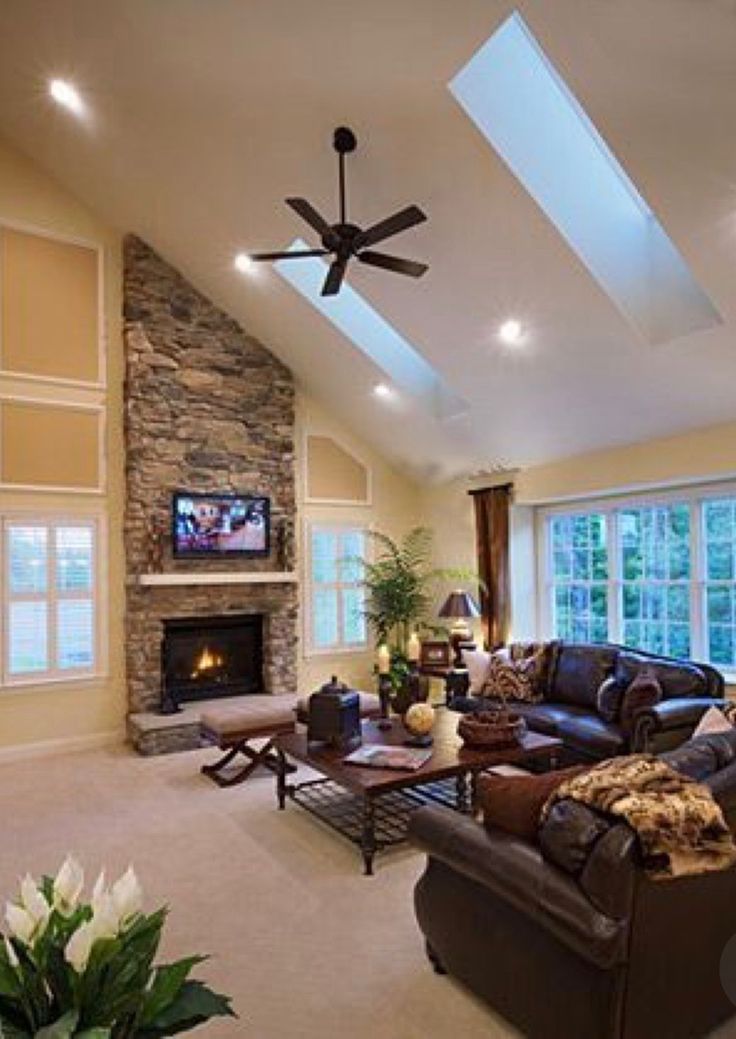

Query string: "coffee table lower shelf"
[[281, 775, 466, 875]]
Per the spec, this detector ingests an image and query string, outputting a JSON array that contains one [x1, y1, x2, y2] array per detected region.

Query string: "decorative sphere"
[[404, 702, 435, 737]]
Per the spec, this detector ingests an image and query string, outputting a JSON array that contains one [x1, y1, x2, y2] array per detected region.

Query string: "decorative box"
[[307, 675, 361, 752]]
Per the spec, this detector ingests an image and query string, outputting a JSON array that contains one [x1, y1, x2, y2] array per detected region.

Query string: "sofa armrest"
[[408, 805, 629, 968], [632, 698, 730, 751]]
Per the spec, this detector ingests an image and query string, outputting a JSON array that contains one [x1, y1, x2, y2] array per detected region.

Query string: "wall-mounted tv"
[[172, 492, 270, 558]]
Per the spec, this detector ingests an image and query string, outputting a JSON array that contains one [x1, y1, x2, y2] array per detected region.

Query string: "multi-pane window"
[[543, 492, 736, 671], [307, 525, 367, 653], [703, 500, 736, 668], [550, 513, 608, 642], [3, 518, 99, 684], [619, 504, 691, 658]]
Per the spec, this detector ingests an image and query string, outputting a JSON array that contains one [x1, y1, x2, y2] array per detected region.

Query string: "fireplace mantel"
[[132, 572, 298, 587]]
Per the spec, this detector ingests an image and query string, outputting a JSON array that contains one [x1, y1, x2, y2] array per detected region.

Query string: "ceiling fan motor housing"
[[333, 126, 357, 153]]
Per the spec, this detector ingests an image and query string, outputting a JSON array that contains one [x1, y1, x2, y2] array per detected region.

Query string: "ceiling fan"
[[248, 126, 428, 297]]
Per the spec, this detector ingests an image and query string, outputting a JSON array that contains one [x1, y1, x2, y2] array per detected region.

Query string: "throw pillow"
[[462, 649, 493, 695], [485, 646, 543, 704], [477, 766, 586, 842], [597, 675, 624, 723], [693, 706, 734, 739], [620, 668, 662, 737]]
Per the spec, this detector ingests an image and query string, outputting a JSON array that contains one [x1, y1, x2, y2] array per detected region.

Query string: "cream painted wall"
[[515, 419, 736, 505], [0, 135, 125, 750], [296, 393, 423, 694]]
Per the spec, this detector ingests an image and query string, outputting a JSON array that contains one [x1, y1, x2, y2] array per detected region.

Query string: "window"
[[704, 500, 736, 668], [307, 525, 367, 654], [2, 516, 100, 684], [549, 512, 608, 642], [541, 489, 736, 672]]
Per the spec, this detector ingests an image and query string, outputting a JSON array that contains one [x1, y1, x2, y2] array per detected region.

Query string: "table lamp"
[[439, 590, 480, 668]]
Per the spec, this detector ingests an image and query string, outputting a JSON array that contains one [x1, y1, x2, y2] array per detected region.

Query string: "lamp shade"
[[438, 590, 480, 620]]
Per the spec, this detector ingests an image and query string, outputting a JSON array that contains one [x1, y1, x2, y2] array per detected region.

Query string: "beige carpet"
[[3, 745, 735, 1039], [0, 743, 515, 1039]]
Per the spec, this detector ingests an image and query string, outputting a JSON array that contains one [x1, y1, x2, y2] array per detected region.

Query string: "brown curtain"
[[471, 484, 512, 650]]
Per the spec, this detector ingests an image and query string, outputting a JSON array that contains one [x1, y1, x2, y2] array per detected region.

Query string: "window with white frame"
[[307, 525, 367, 653], [2, 517, 100, 684], [541, 489, 736, 671]]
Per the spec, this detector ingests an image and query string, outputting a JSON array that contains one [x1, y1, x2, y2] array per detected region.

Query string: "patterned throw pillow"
[[484, 644, 545, 704]]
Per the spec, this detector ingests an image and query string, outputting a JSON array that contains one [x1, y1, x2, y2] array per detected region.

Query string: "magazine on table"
[[343, 744, 432, 772]]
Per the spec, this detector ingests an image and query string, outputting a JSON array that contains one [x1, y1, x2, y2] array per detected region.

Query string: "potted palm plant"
[[359, 527, 479, 705]]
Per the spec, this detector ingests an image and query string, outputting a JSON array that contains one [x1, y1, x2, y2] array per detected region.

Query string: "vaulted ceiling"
[[1, 0, 735, 481]]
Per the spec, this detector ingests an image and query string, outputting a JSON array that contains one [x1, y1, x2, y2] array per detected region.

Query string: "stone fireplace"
[[123, 236, 298, 754]]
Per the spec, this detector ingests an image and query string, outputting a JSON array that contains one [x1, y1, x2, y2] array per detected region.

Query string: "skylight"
[[275, 240, 467, 419], [449, 11, 720, 345]]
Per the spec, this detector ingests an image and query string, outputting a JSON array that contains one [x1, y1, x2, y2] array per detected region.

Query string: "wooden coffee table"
[[274, 710, 561, 874]]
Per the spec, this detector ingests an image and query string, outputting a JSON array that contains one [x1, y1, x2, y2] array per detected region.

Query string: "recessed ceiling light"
[[373, 383, 393, 399], [48, 78, 84, 115], [234, 253, 256, 275], [498, 319, 523, 345]]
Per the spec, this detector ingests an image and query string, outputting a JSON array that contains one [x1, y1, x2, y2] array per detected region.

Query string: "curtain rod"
[[467, 482, 514, 497]]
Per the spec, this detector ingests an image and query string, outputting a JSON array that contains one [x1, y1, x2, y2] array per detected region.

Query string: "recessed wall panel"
[[1, 401, 101, 489], [1, 228, 100, 383]]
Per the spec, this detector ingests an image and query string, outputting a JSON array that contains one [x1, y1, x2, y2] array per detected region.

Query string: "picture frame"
[[419, 640, 451, 669]]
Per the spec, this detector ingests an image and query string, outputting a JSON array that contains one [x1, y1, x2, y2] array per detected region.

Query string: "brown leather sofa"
[[453, 642, 726, 761], [409, 730, 736, 1039]]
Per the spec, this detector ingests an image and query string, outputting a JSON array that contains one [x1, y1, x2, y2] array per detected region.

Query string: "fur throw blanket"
[[542, 755, 736, 879]]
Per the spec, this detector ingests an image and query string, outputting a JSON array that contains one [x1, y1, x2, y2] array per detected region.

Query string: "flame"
[[191, 645, 223, 679]]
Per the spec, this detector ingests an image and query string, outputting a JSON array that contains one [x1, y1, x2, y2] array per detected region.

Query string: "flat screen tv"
[[172, 492, 270, 558]]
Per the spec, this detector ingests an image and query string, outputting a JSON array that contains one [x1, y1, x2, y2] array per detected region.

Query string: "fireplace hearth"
[[161, 613, 263, 711]]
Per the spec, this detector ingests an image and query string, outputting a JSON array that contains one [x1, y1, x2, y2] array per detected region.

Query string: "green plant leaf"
[[75, 1030, 111, 1038], [136, 957, 205, 1028], [34, 1011, 78, 1038], [139, 981, 234, 1037], [0, 1016, 30, 1039]]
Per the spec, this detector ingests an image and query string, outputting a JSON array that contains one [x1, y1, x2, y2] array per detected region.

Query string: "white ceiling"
[[1, 0, 735, 481]]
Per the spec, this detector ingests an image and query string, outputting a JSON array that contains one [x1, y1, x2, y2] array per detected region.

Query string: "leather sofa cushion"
[[551, 644, 617, 709], [579, 824, 638, 919], [661, 737, 720, 781], [539, 800, 609, 876], [615, 651, 707, 701], [478, 766, 585, 841], [512, 702, 592, 737], [557, 713, 626, 759]]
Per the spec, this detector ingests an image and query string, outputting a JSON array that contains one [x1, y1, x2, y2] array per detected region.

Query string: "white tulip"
[[4, 902, 35, 945], [19, 875, 50, 932], [110, 867, 143, 928], [65, 922, 94, 974], [53, 856, 84, 916], [3, 936, 19, 969], [91, 870, 106, 912], [90, 891, 119, 942]]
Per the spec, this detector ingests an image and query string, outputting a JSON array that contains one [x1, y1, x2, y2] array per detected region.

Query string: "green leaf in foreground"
[[34, 1011, 79, 1039], [141, 981, 235, 1038]]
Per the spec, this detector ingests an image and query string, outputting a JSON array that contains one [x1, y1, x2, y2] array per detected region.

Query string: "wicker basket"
[[458, 709, 527, 749]]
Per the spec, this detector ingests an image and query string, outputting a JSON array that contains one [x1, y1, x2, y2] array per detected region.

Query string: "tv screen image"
[[173, 493, 270, 557]]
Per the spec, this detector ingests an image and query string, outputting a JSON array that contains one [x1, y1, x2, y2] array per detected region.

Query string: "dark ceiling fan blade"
[[321, 257, 348, 296], [249, 249, 329, 261], [354, 205, 427, 249], [286, 197, 332, 237], [357, 251, 428, 278]]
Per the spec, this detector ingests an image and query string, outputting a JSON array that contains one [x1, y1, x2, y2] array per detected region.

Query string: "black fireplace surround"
[[161, 613, 263, 708]]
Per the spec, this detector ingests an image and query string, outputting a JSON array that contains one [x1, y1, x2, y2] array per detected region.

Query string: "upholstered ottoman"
[[200, 694, 298, 787]]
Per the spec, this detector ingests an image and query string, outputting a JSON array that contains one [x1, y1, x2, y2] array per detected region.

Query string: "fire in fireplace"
[[161, 613, 263, 711]]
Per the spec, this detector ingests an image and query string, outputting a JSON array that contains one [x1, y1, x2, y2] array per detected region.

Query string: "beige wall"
[[515, 420, 736, 505], [296, 393, 423, 694], [0, 135, 125, 750]]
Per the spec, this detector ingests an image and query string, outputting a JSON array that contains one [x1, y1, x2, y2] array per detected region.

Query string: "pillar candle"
[[407, 632, 421, 662], [377, 644, 391, 674]]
